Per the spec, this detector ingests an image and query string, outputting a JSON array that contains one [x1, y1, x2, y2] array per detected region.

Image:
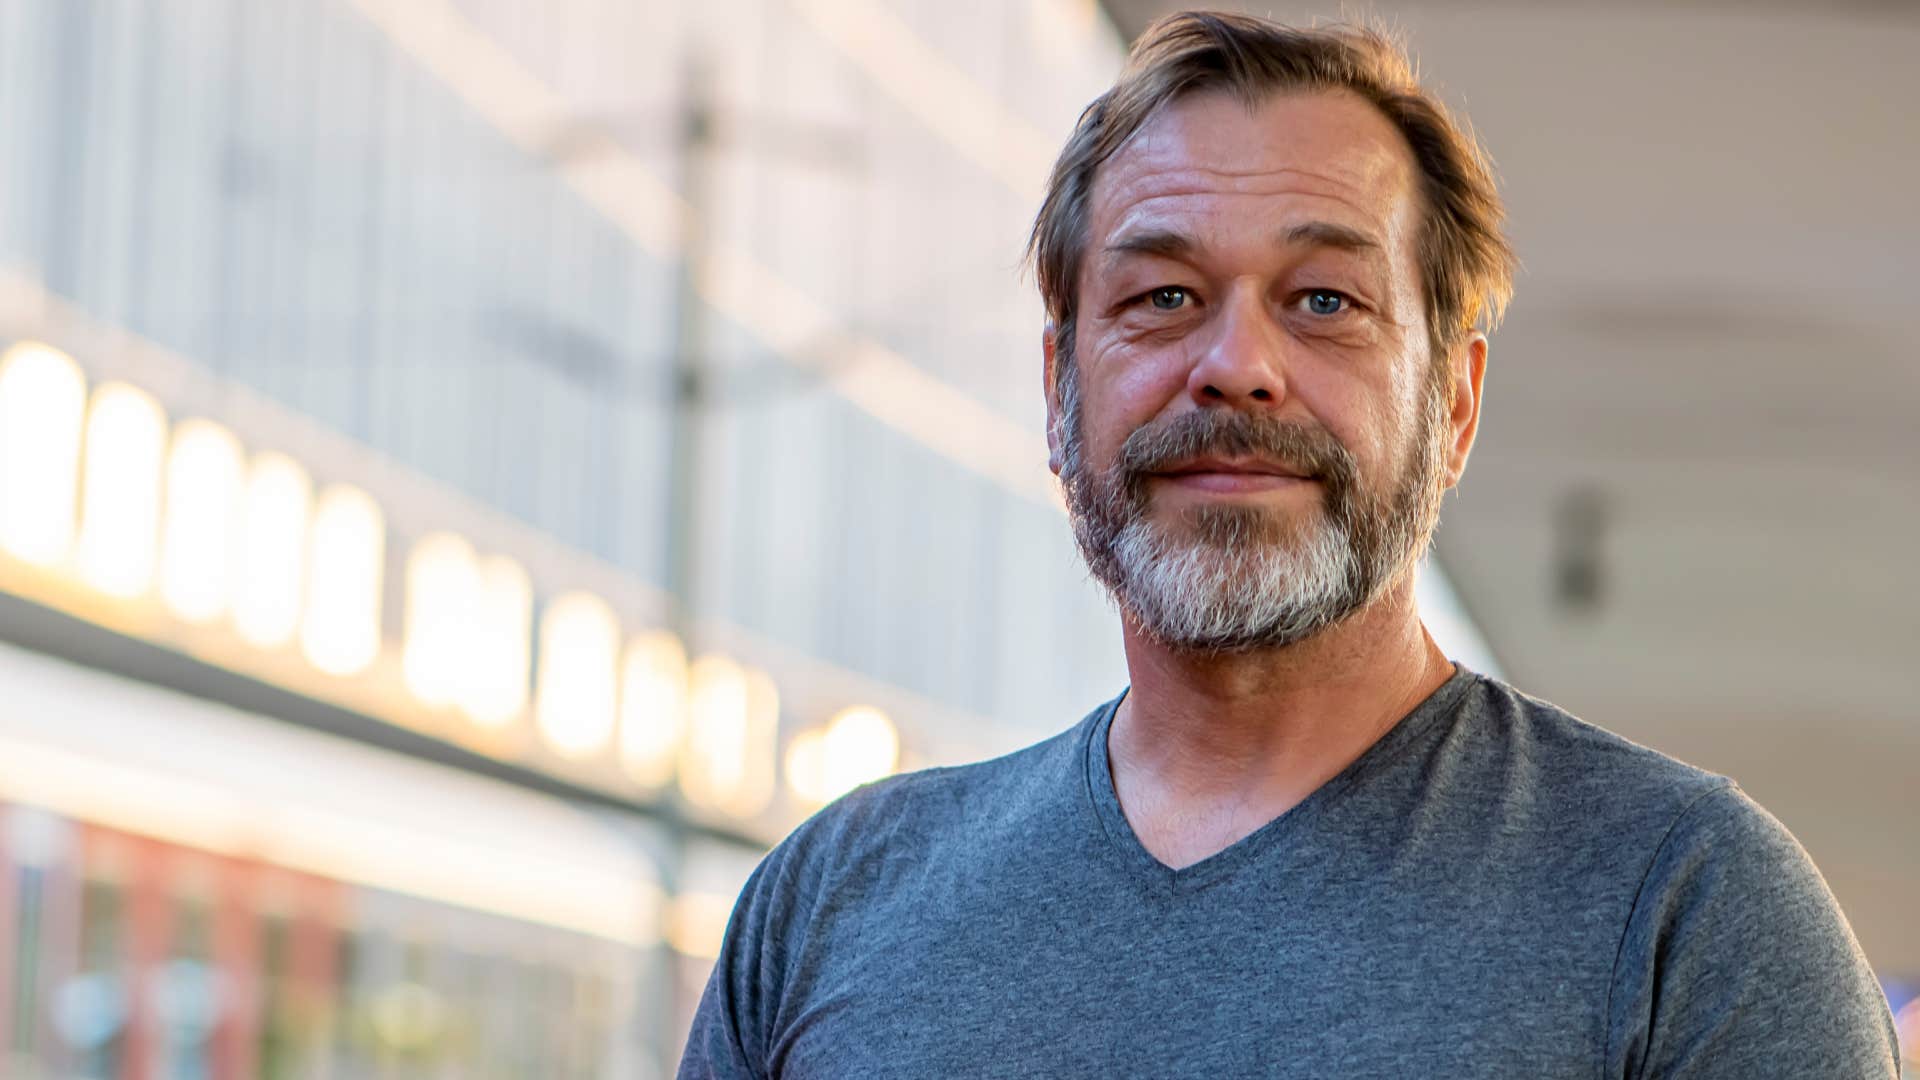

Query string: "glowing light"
[[619, 631, 688, 789], [783, 728, 830, 808], [460, 555, 531, 728], [680, 656, 777, 819], [680, 655, 746, 812], [825, 705, 900, 787], [785, 706, 901, 808], [74, 382, 166, 597], [0, 342, 87, 566], [736, 669, 780, 818], [664, 892, 734, 960], [401, 533, 481, 709], [534, 592, 619, 758], [232, 453, 311, 648], [788, 705, 900, 808], [299, 485, 384, 676], [158, 420, 245, 623]]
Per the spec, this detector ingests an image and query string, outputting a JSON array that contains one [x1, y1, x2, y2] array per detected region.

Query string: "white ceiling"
[[1096, 1, 1920, 971]]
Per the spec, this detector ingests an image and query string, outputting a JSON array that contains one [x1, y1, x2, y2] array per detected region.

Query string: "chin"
[[1110, 522, 1365, 654]]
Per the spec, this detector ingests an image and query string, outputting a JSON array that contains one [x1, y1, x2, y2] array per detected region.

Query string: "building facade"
[[0, 1, 1503, 1075]]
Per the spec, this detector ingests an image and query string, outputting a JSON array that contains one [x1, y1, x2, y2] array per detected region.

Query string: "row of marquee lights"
[[0, 341, 901, 815]]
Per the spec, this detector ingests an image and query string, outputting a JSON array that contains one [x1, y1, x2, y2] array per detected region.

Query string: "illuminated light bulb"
[[783, 728, 831, 808], [232, 453, 312, 647], [823, 706, 900, 793], [619, 631, 689, 788], [74, 382, 166, 597], [299, 485, 384, 676], [681, 656, 777, 818], [534, 591, 619, 757], [459, 555, 531, 728], [0, 342, 87, 566], [679, 654, 747, 812], [401, 532, 480, 709], [158, 419, 245, 623], [733, 668, 780, 818], [786, 706, 901, 809]]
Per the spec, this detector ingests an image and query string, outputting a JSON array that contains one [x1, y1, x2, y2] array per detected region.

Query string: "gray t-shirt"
[[680, 667, 1898, 1077]]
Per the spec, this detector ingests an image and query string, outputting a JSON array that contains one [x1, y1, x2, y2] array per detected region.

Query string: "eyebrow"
[[1100, 220, 1384, 269], [1276, 221, 1382, 253], [1101, 229, 1195, 265]]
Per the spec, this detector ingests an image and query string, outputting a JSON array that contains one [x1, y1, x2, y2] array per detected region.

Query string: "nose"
[[1186, 285, 1290, 411]]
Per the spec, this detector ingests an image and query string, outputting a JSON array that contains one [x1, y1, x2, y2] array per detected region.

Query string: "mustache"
[[1117, 411, 1357, 490]]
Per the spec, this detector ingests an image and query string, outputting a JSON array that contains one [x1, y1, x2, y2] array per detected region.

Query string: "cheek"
[[1375, 361, 1439, 473], [1291, 362, 1401, 474], [1077, 336, 1193, 456]]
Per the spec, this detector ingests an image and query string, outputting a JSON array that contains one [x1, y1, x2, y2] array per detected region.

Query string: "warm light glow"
[[680, 655, 746, 812], [299, 485, 384, 676], [402, 533, 481, 709], [232, 452, 312, 648], [665, 892, 735, 960], [75, 382, 166, 597], [783, 728, 830, 808], [534, 592, 619, 758], [833, 707, 898, 799], [158, 419, 244, 623], [619, 631, 688, 789], [790, 705, 900, 808], [681, 656, 777, 818], [0, 342, 87, 566], [402, 537, 531, 727], [736, 669, 779, 818], [825, 705, 900, 787], [460, 555, 531, 728]]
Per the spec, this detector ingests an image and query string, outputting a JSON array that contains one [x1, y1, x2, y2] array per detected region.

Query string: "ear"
[[1042, 321, 1064, 477], [1443, 332, 1488, 490]]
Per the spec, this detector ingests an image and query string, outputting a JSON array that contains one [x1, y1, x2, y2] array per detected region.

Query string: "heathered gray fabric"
[[680, 667, 1898, 1078]]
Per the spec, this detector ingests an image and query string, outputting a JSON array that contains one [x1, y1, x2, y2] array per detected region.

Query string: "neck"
[[1107, 571, 1456, 868]]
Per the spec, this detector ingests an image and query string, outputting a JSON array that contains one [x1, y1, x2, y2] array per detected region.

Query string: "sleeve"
[[676, 847, 801, 1080], [1604, 782, 1900, 1079]]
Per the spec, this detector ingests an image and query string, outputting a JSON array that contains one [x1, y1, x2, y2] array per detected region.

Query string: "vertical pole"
[[660, 51, 714, 1075], [664, 54, 713, 652]]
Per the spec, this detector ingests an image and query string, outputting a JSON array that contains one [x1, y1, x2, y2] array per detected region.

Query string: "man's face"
[[1050, 88, 1464, 652]]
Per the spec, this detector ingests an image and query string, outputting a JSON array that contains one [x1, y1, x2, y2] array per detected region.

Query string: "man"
[[681, 13, 1899, 1077]]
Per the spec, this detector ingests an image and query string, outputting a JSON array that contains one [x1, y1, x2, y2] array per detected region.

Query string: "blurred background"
[[0, 0, 1911, 1075]]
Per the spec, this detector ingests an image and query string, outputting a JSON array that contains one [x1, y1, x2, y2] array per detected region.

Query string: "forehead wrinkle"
[[1099, 165, 1382, 217], [1090, 94, 1416, 235], [1094, 195, 1394, 284], [1077, 91, 1424, 310], [1093, 166, 1396, 261]]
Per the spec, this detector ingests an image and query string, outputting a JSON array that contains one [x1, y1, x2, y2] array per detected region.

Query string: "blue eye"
[[1148, 287, 1188, 311], [1305, 290, 1347, 316]]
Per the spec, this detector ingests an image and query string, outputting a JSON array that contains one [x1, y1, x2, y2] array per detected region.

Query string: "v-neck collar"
[[1080, 665, 1477, 896]]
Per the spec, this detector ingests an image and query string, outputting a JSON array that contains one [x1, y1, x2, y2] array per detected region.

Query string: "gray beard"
[[1105, 500, 1362, 651], [1055, 365, 1448, 654]]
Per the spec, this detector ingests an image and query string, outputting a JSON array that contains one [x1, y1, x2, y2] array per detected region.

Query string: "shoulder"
[[1442, 674, 1897, 1072], [681, 703, 1113, 1074], [1447, 670, 1730, 830], [737, 700, 1104, 911], [1605, 781, 1899, 1074]]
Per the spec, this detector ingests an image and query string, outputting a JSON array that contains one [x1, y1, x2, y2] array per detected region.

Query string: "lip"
[[1150, 458, 1316, 495]]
